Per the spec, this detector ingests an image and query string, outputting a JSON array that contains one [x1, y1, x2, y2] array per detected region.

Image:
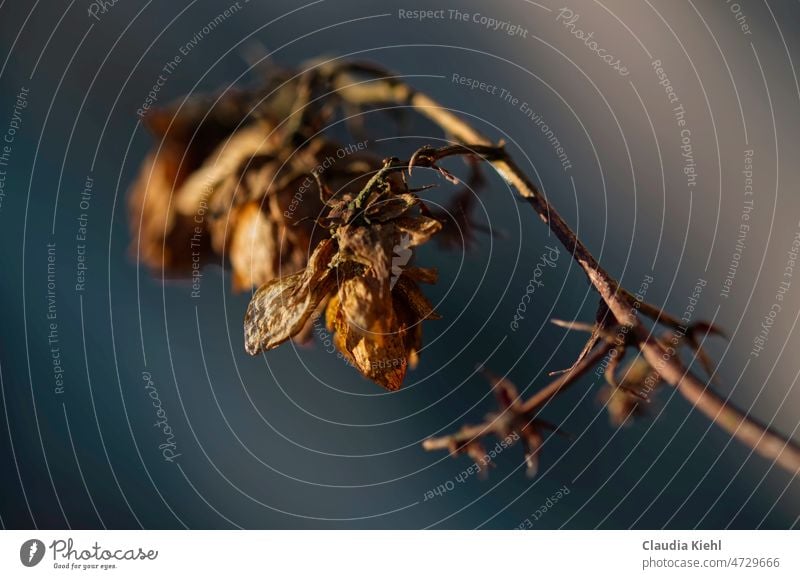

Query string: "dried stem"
[[519, 340, 615, 414], [329, 67, 800, 474]]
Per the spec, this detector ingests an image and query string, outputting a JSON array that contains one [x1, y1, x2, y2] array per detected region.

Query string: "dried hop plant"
[[244, 158, 444, 390]]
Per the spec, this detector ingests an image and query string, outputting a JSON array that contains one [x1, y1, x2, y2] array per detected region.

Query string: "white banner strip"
[[1, 531, 798, 577]]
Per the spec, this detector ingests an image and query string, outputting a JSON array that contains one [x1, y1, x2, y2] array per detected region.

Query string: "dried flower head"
[[128, 89, 256, 273], [129, 85, 397, 294], [129, 59, 798, 477], [244, 158, 443, 390]]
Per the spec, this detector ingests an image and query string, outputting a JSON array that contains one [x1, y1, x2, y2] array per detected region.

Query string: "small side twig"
[[423, 341, 614, 476]]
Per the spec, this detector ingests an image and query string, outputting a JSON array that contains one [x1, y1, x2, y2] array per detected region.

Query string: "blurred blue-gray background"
[[1, 0, 799, 529]]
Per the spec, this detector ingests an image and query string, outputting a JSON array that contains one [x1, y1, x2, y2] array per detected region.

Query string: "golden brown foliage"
[[129, 59, 800, 475], [244, 158, 443, 390]]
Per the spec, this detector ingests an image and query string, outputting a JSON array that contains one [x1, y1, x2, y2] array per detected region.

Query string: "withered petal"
[[347, 330, 408, 391], [393, 275, 441, 321], [402, 266, 438, 284], [230, 203, 277, 292], [394, 214, 442, 247], [339, 275, 392, 336], [326, 285, 409, 390], [174, 122, 277, 216], [128, 151, 178, 268], [337, 223, 395, 283], [364, 194, 418, 222], [393, 294, 424, 370], [244, 272, 312, 353], [128, 149, 209, 274], [244, 238, 335, 354], [326, 298, 358, 369]]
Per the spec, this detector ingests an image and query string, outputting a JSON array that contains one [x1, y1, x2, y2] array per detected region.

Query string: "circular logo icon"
[[20, 539, 45, 567]]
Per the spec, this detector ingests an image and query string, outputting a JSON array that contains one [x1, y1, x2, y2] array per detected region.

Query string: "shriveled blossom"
[[129, 91, 395, 292], [244, 159, 443, 390], [128, 90, 256, 273], [129, 62, 463, 386], [596, 322, 720, 427], [598, 383, 647, 428]]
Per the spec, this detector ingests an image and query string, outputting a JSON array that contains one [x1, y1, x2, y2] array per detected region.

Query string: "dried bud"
[[598, 384, 644, 428], [599, 354, 657, 426]]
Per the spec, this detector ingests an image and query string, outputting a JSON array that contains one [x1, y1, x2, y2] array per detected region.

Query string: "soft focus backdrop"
[[1, 0, 799, 529]]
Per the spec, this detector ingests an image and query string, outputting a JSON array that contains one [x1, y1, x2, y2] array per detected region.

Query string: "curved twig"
[[328, 66, 800, 474]]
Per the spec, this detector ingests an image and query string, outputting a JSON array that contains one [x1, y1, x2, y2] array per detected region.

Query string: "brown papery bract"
[[130, 58, 800, 477], [244, 156, 443, 390]]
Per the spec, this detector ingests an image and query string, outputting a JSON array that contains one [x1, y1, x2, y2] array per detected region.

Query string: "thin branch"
[[330, 68, 800, 474], [422, 341, 613, 451], [519, 340, 615, 414]]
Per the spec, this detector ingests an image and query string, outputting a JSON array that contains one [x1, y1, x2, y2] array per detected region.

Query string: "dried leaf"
[[402, 266, 438, 284], [392, 275, 441, 321]]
